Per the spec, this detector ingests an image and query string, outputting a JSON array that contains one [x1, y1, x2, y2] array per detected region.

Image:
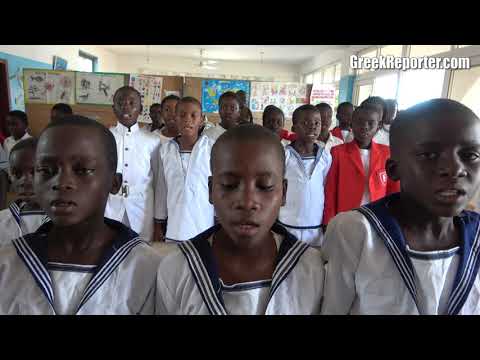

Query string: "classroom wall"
[[0, 46, 118, 73], [116, 54, 301, 82]]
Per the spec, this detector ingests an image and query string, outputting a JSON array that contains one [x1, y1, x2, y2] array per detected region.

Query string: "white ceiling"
[[97, 45, 351, 65]]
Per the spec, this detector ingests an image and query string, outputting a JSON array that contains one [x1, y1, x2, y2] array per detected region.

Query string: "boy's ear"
[[111, 173, 122, 195], [208, 176, 213, 205], [386, 159, 400, 182], [281, 179, 288, 206]]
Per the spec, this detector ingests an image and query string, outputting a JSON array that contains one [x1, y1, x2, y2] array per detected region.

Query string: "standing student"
[[203, 91, 241, 142], [154, 95, 181, 144], [155, 124, 324, 315], [374, 99, 398, 146], [331, 102, 354, 142], [323, 104, 400, 225], [316, 102, 343, 151], [322, 99, 480, 315], [0, 145, 8, 209], [278, 105, 332, 247], [51, 103, 73, 123], [4, 111, 32, 161], [148, 103, 163, 132], [262, 105, 292, 146], [0, 116, 162, 314], [153, 97, 215, 243], [0, 138, 49, 245], [104, 86, 161, 241], [236, 90, 253, 124]]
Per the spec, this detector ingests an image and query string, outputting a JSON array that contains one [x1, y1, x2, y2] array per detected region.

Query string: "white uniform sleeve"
[[321, 211, 367, 315], [150, 141, 161, 200], [0, 144, 8, 171], [154, 149, 168, 221]]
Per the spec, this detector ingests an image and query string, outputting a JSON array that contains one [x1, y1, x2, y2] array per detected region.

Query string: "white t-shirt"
[[207, 232, 283, 315], [318, 133, 343, 152], [373, 125, 390, 146], [359, 149, 370, 205], [406, 245, 460, 315], [48, 262, 97, 315]]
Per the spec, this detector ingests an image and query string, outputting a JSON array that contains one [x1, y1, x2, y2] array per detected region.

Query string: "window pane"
[[334, 63, 342, 81], [323, 66, 335, 83], [458, 45, 471, 48], [313, 71, 322, 85], [380, 45, 403, 57], [305, 74, 313, 84], [409, 45, 452, 57], [397, 69, 445, 110], [77, 56, 93, 72], [357, 84, 373, 105], [372, 73, 398, 99], [449, 65, 480, 117], [357, 48, 378, 74]]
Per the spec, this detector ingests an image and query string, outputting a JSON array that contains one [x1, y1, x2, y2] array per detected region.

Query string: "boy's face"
[[237, 92, 247, 106], [176, 102, 203, 138], [388, 114, 480, 217], [149, 105, 163, 128], [384, 103, 398, 125], [161, 99, 179, 129], [336, 106, 353, 129], [113, 90, 142, 128], [10, 147, 36, 202], [219, 98, 241, 129], [34, 126, 120, 227], [209, 140, 287, 244], [319, 108, 333, 136], [263, 112, 284, 136], [6, 116, 27, 140], [351, 109, 380, 147], [292, 110, 321, 144]]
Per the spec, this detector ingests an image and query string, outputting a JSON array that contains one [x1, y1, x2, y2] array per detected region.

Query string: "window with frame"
[[356, 47, 378, 75], [449, 65, 480, 117], [397, 69, 445, 110], [409, 45, 453, 57], [379, 45, 403, 57], [78, 50, 98, 72]]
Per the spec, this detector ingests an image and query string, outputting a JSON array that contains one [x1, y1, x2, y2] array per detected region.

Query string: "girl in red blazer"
[[323, 104, 400, 225]]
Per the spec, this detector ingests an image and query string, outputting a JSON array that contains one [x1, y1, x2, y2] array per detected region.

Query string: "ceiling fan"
[[196, 48, 218, 70]]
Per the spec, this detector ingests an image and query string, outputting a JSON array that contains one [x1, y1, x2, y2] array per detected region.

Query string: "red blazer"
[[323, 140, 400, 225], [330, 126, 346, 141], [279, 128, 297, 141]]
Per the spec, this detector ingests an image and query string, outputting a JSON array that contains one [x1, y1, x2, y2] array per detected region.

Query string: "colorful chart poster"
[[129, 74, 163, 123], [310, 83, 336, 107], [24, 69, 75, 104], [76, 72, 127, 105], [202, 79, 250, 113], [250, 82, 308, 117]]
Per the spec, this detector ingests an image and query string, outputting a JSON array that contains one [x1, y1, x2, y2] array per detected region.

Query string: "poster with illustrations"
[[129, 74, 163, 123], [24, 69, 75, 104], [76, 72, 127, 105], [310, 83, 336, 107], [250, 82, 308, 117], [202, 79, 250, 113]]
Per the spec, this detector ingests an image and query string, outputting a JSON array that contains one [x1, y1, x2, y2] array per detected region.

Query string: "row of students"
[[1, 97, 480, 314]]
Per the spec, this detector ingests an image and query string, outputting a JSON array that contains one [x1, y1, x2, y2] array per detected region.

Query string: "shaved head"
[[211, 124, 286, 175], [390, 98, 479, 158]]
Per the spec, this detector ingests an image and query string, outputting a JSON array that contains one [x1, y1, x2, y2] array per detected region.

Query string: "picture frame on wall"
[[52, 56, 68, 70]]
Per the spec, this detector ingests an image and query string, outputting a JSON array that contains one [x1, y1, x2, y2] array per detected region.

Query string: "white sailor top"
[[154, 135, 215, 242], [155, 223, 325, 315], [203, 124, 226, 143], [0, 201, 49, 246], [0, 218, 162, 315], [321, 192, 480, 315], [278, 143, 332, 231]]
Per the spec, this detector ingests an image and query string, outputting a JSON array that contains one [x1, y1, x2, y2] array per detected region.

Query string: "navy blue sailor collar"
[[357, 192, 480, 315], [178, 223, 309, 315], [12, 217, 145, 313]]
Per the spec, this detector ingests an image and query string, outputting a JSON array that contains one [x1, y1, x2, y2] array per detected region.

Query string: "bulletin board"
[[76, 72, 129, 105], [250, 82, 308, 117], [129, 74, 163, 123], [23, 69, 75, 105], [201, 79, 250, 113]]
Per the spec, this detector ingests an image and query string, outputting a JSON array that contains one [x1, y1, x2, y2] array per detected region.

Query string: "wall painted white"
[[0, 45, 118, 72], [115, 53, 301, 82]]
